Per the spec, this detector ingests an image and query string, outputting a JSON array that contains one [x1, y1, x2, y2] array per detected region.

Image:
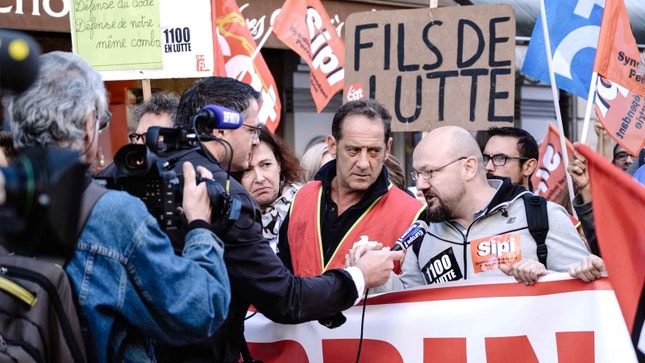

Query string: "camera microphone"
[[0, 29, 41, 94], [193, 104, 244, 130], [391, 220, 428, 252]]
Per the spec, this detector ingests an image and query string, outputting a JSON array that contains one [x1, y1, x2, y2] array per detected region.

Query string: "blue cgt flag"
[[522, 0, 605, 98]]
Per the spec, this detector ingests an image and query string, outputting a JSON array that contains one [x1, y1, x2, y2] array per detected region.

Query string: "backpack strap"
[[522, 193, 549, 268], [77, 180, 108, 237]]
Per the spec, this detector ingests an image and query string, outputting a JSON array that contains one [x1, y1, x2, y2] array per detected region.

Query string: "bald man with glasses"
[[365, 126, 594, 291]]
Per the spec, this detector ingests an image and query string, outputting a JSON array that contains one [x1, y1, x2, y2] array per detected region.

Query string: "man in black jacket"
[[164, 76, 402, 362]]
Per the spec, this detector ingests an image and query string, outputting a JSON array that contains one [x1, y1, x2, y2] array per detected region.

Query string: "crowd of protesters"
[[1, 49, 642, 363]]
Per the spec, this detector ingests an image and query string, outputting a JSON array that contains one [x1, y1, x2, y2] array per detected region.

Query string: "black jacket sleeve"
[[572, 194, 599, 256], [219, 187, 357, 323]]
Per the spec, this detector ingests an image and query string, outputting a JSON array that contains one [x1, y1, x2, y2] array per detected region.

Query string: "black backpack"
[[0, 181, 106, 363], [412, 193, 549, 268]]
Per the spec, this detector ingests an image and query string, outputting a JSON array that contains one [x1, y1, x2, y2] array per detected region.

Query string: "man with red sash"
[[277, 99, 426, 278]]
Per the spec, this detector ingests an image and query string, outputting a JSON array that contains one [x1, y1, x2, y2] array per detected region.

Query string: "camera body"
[[97, 127, 241, 249], [0, 148, 86, 258]]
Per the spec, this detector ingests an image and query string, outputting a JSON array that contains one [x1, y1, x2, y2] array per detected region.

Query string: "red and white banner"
[[531, 123, 574, 205], [592, 0, 645, 155], [272, 0, 345, 112], [212, 0, 281, 132], [245, 275, 637, 362]]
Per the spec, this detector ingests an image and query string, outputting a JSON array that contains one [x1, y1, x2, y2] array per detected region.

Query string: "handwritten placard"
[[71, 0, 163, 70], [344, 5, 516, 131]]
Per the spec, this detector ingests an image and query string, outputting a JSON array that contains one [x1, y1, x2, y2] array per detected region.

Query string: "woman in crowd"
[[300, 141, 333, 182], [238, 126, 303, 252]]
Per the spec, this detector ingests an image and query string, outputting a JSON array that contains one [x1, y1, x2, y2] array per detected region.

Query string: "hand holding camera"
[[181, 162, 214, 225]]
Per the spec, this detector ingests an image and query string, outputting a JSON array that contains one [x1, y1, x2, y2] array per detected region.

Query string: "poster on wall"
[[70, 0, 215, 80], [344, 5, 516, 132]]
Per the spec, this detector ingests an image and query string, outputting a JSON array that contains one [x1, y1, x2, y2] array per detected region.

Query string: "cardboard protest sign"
[[344, 5, 516, 132], [70, 0, 215, 80]]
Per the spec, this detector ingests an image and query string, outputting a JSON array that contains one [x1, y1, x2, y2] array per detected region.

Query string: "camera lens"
[[114, 144, 156, 177], [124, 151, 146, 170]]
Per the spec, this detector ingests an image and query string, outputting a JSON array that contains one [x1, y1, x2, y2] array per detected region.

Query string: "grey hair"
[[132, 91, 179, 126], [9, 51, 107, 151]]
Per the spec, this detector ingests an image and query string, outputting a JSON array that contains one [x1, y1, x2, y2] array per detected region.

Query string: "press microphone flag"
[[193, 104, 244, 130], [391, 220, 428, 252]]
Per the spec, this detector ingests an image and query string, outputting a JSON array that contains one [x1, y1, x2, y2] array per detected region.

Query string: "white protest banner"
[[344, 5, 516, 132], [245, 275, 638, 362], [70, 0, 215, 80]]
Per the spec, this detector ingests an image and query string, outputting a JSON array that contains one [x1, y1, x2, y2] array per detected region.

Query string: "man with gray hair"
[[8, 51, 231, 363]]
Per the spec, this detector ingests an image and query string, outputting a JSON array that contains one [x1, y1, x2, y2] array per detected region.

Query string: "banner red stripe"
[[367, 277, 613, 305]]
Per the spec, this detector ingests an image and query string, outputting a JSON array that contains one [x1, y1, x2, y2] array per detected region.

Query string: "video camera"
[[96, 105, 243, 249], [0, 148, 86, 258]]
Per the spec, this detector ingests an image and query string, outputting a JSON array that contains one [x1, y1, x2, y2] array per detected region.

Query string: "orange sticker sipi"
[[470, 233, 522, 273]]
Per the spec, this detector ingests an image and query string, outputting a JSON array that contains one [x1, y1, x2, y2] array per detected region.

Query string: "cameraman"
[[7, 51, 231, 363], [167, 76, 403, 362]]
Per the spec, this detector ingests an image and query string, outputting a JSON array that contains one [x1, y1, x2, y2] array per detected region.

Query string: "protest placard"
[[344, 5, 516, 131], [70, 0, 215, 80]]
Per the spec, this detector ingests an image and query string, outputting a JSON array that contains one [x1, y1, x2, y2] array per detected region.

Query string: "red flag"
[[211, 0, 281, 132], [577, 144, 645, 358], [272, 0, 345, 112], [592, 0, 645, 156], [531, 123, 574, 205]]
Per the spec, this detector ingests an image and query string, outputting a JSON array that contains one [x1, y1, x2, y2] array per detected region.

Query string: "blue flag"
[[522, 0, 605, 98]]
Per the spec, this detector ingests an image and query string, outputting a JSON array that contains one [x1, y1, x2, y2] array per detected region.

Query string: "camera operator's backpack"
[[0, 181, 106, 363]]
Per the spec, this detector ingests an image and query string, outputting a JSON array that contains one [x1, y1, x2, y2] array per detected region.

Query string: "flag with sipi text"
[[211, 0, 281, 132], [531, 123, 574, 205], [272, 0, 345, 112], [592, 0, 645, 156]]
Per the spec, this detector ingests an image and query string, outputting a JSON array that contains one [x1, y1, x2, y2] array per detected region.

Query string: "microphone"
[[192, 104, 244, 130], [391, 220, 428, 252], [0, 29, 41, 94]]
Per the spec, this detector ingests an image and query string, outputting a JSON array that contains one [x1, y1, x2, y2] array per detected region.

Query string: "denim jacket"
[[65, 190, 230, 363]]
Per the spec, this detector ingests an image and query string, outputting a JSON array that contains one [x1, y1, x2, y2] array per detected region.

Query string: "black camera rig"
[[96, 125, 241, 250]]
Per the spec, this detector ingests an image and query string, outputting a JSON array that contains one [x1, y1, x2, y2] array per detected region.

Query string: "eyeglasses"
[[613, 151, 632, 162], [410, 156, 467, 181], [482, 153, 529, 166], [97, 110, 111, 134], [128, 132, 146, 144], [241, 123, 261, 138]]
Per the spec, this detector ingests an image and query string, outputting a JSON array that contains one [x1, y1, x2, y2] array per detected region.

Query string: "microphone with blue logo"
[[391, 220, 428, 251], [192, 104, 244, 130]]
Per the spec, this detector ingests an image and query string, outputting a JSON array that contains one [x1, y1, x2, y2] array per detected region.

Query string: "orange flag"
[[531, 123, 574, 205], [576, 144, 645, 359], [272, 0, 345, 112], [211, 0, 281, 132], [592, 0, 645, 156]]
